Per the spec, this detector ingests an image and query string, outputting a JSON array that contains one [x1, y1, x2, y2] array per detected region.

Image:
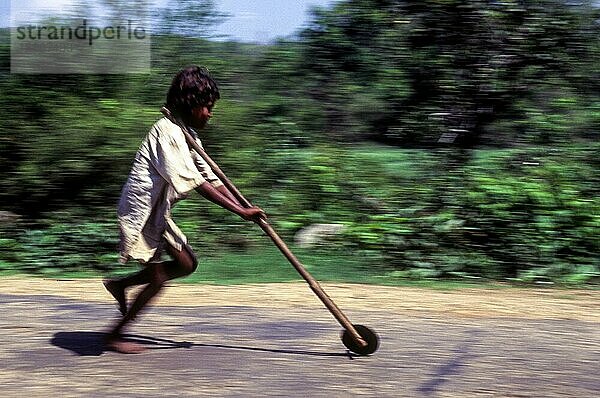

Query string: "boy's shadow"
[[51, 331, 352, 358], [51, 331, 193, 356], [52, 331, 106, 356]]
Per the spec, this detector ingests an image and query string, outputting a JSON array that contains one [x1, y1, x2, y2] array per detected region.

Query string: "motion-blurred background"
[[0, 0, 598, 284]]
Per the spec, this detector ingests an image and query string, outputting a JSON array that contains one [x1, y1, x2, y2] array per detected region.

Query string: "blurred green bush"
[[0, 0, 598, 283]]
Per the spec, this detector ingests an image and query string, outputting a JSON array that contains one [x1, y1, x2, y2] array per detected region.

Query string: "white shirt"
[[117, 117, 222, 263]]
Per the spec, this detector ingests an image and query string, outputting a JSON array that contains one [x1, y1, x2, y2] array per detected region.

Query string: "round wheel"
[[341, 324, 379, 356]]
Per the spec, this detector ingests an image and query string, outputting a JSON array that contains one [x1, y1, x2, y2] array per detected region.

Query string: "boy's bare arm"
[[215, 184, 242, 206], [195, 182, 264, 221]]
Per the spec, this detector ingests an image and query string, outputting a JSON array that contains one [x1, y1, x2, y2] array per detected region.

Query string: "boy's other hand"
[[241, 206, 266, 222]]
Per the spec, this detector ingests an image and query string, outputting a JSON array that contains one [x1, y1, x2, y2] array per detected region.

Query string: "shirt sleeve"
[[191, 137, 224, 188], [146, 123, 207, 195]]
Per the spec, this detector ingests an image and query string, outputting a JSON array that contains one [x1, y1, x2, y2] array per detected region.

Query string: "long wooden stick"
[[160, 107, 367, 348]]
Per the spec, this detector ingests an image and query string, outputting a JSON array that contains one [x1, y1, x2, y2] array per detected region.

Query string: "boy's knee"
[[183, 246, 198, 275], [175, 253, 198, 278], [185, 255, 199, 275], [166, 244, 198, 278]]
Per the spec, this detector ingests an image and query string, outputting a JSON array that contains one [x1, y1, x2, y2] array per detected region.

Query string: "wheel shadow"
[[51, 331, 356, 358]]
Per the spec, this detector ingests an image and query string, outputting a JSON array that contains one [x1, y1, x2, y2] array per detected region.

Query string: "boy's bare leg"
[[104, 264, 166, 354], [103, 279, 128, 315], [105, 244, 198, 354], [103, 267, 158, 316]]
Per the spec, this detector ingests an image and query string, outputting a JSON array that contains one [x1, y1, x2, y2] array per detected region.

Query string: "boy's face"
[[189, 101, 214, 130]]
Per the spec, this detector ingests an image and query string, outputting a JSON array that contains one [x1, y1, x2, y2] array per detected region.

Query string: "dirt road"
[[0, 278, 598, 397]]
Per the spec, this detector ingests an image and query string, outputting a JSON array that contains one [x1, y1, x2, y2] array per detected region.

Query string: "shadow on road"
[[51, 331, 106, 356], [417, 329, 482, 396], [51, 331, 354, 359]]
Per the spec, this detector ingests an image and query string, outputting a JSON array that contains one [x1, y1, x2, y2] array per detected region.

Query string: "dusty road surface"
[[0, 278, 598, 397]]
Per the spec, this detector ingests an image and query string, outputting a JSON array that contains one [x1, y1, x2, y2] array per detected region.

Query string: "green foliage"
[[0, 213, 119, 275], [0, 0, 599, 284], [299, 0, 600, 146], [158, 0, 228, 38], [331, 145, 600, 283]]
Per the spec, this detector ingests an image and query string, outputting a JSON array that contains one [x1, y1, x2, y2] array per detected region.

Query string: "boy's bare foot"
[[104, 335, 147, 354], [103, 279, 127, 316]]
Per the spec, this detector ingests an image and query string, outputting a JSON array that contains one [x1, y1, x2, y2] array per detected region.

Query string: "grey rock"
[[294, 223, 345, 248]]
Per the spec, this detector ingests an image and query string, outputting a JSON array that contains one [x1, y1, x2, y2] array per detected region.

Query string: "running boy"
[[104, 66, 264, 354]]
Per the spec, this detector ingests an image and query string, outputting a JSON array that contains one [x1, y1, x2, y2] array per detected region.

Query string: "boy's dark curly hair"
[[165, 66, 220, 120]]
